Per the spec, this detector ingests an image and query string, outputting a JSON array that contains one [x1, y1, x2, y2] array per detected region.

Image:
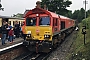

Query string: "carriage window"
[[13, 21, 15, 26], [19, 21, 20, 26], [26, 17, 36, 26], [8, 21, 11, 25], [39, 17, 50, 26]]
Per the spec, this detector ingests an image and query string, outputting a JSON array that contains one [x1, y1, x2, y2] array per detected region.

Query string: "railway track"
[[47, 31, 77, 60], [13, 31, 75, 60], [13, 52, 34, 60], [33, 53, 51, 60], [13, 51, 51, 60]]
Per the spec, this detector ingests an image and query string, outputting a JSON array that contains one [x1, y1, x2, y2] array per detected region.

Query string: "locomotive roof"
[[59, 15, 74, 20], [24, 8, 59, 18], [24, 7, 75, 21], [59, 15, 69, 19], [47, 11, 59, 18]]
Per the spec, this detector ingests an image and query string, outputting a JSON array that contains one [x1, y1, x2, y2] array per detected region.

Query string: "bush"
[[82, 17, 90, 29]]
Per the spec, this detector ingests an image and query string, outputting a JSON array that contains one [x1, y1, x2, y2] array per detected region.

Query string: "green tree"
[[72, 10, 79, 19], [78, 8, 85, 22], [72, 8, 85, 23], [12, 13, 23, 18], [65, 10, 72, 18], [41, 0, 72, 16], [86, 9, 90, 17], [0, 4, 2, 8]]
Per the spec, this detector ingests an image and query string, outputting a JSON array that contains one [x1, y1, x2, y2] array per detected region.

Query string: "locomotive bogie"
[[23, 40, 53, 53]]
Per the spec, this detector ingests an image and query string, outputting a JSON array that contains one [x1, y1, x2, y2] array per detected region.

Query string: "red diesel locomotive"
[[23, 1, 75, 53]]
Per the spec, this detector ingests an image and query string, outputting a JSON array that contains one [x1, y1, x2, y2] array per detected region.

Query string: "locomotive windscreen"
[[39, 17, 50, 26], [26, 17, 36, 26]]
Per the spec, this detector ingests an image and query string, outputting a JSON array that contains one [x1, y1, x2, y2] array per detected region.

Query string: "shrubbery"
[[82, 17, 90, 29]]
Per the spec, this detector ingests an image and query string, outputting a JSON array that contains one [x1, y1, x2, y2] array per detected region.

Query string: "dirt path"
[[47, 31, 77, 60]]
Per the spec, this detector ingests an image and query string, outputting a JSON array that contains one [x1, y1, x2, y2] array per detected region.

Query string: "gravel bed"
[[47, 31, 77, 60]]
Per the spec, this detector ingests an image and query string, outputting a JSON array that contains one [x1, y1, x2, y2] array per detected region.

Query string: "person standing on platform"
[[8, 27, 14, 43], [7, 23, 12, 41], [8, 23, 12, 30], [21, 21, 26, 40], [1, 22, 8, 45], [14, 21, 20, 38], [6, 22, 9, 39]]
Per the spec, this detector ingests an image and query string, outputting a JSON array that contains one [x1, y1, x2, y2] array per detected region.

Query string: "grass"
[[66, 23, 90, 60]]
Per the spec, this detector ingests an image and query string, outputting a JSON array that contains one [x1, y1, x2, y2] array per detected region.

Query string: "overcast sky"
[[0, 0, 90, 16]]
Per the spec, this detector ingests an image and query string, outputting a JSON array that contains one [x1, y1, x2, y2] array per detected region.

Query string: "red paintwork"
[[60, 15, 75, 29], [24, 7, 75, 34]]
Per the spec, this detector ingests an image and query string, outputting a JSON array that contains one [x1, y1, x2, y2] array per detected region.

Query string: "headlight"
[[27, 35, 29, 36], [27, 34, 31, 37], [45, 35, 47, 38], [44, 35, 50, 39], [28, 35, 30, 37]]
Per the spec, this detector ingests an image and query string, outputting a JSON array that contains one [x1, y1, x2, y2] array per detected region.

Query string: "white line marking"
[[0, 42, 23, 52]]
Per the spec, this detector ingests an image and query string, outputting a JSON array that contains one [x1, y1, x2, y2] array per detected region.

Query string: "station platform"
[[0, 38, 24, 50]]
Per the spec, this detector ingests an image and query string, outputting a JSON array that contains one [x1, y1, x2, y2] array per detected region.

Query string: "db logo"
[[36, 30, 40, 32]]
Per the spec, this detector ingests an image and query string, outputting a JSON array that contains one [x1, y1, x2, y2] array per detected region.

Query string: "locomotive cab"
[[25, 16, 52, 41]]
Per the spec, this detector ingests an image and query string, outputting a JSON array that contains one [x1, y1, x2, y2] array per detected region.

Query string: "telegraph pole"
[[83, 0, 88, 19], [84, 0, 86, 45], [84, 0, 86, 19]]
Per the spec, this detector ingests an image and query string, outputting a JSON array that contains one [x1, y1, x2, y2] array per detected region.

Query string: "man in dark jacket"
[[6, 22, 9, 39], [1, 22, 8, 45], [14, 21, 20, 38]]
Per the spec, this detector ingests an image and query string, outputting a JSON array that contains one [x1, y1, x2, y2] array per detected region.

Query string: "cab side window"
[[53, 18, 58, 26]]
